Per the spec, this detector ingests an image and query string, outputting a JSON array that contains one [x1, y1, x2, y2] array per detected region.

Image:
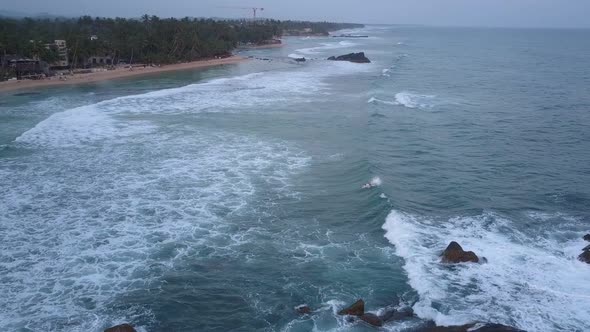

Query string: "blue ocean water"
[[1, 26, 589, 331]]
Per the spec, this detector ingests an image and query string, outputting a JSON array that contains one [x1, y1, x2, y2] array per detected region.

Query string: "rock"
[[473, 323, 526, 332], [379, 306, 414, 322], [583, 244, 590, 252], [579, 250, 590, 264], [360, 313, 383, 327], [337, 299, 364, 316], [327, 52, 371, 63], [295, 304, 312, 314], [584, 234, 590, 241], [441, 241, 479, 263], [293, 57, 306, 62], [332, 34, 369, 38], [417, 322, 525, 332], [104, 324, 137, 332], [416, 323, 474, 332]]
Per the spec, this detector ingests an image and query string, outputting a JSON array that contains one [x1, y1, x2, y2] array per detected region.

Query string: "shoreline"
[[237, 43, 284, 50], [0, 56, 246, 94]]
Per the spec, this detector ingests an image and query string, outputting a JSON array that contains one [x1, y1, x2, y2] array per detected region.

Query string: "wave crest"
[[382, 210, 590, 331]]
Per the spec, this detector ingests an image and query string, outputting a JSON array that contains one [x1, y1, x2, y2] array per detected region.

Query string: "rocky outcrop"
[[104, 324, 137, 332], [337, 299, 365, 316], [579, 248, 590, 264], [332, 34, 369, 38], [295, 304, 312, 314], [360, 313, 383, 327], [441, 241, 479, 263], [577, 236, 590, 264], [379, 306, 414, 322], [473, 324, 526, 332], [417, 322, 525, 332], [293, 57, 306, 62], [327, 52, 371, 63]]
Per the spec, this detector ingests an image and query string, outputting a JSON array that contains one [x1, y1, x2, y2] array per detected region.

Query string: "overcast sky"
[[5, 0, 590, 28]]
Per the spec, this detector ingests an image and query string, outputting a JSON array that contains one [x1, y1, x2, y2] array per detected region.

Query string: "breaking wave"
[[394, 92, 437, 109], [382, 210, 590, 332], [295, 41, 358, 55], [368, 97, 398, 106], [368, 92, 439, 110]]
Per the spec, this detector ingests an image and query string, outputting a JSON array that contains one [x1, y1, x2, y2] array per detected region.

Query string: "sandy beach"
[[0, 56, 246, 94]]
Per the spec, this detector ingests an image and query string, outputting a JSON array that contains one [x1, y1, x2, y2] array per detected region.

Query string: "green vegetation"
[[0, 15, 363, 68]]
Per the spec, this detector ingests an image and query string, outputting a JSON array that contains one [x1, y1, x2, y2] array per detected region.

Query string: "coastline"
[[237, 43, 284, 50], [0, 56, 246, 94]]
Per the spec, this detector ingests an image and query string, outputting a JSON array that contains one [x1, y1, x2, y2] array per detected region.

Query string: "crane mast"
[[218, 6, 265, 20]]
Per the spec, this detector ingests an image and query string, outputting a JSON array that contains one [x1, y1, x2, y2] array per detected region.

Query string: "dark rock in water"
[[338, 299, 364, 316], [327, 52, 371, 63], [360, 313, 383, 327], [332, 34, 369, 38], [441, 241, 479, 263], [379, 306, 414, 322], [104, 324, 137, 332], [416, 323, 474, 332], [584, 234, 590, 241], [295, 304, 312, 314], [293, 57, 306, 62], [417, 322, 525, 332], [583, 244, 590, 252], [579, 250, 590, 264], [473, 323, 526, 332]]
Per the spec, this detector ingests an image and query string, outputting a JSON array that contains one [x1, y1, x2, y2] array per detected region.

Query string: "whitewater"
[[1, 25, 590, 331]]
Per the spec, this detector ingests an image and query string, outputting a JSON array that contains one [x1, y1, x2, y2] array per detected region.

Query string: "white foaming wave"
[[295, 41, 358, 55], [288, 53, 305, 59], [0, 130, 310, 331], [14, 64, 377, 148], [15, 104, 156, 147], [370, 176, 382, 187], [382, 210, 590, 331], [395, 92, 436, 109], [382, 68, 392, 77], [368, 97, 398, 106]]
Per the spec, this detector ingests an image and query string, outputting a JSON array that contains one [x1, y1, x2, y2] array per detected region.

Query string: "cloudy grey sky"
[[5, 0, 590, 28]]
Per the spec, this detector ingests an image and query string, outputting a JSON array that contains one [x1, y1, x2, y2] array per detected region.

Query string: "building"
[[45, 40, 69, 68], [8, 58, 49, 79], [86, 55, 113, 66]]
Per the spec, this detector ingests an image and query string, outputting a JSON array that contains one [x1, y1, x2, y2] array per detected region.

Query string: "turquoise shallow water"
[[1, 26, 590, 331]]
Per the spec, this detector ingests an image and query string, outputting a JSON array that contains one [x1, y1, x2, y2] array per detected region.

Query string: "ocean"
[[1, 25, 590, 331]]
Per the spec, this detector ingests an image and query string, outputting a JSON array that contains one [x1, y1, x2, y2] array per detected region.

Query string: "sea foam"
[[295, 41, 357, 55], [382, 210, 590, 331], [394, 92, 436, 109], [1, 70, 320, 330]]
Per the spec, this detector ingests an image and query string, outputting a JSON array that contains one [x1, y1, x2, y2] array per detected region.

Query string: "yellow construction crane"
[[218, 6, 265, 19]]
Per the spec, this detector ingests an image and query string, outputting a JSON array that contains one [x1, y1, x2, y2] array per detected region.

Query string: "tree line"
[[0, 15, 363, 67]]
